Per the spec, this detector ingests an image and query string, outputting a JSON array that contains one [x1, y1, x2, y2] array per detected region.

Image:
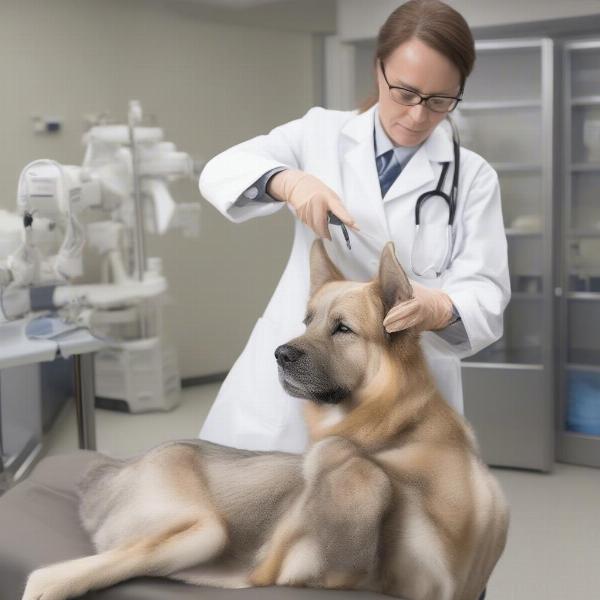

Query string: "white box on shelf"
[[94, 337, 181, 413]]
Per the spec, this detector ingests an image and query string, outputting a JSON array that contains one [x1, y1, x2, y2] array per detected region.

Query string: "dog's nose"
[[275, 344, 304, 366]]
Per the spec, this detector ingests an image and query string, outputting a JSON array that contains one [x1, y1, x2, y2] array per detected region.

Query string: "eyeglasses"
[[379, 61, 462, 114]]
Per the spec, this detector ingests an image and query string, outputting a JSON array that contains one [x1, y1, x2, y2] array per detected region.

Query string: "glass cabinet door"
[[559, 40, 600, 467], [457, 40, 550, 366], [457, 40, 555, 471], [326, 36, 556, 471]]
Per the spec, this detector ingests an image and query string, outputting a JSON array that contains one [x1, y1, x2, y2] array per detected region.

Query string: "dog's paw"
[[22, 566, 70, 600]]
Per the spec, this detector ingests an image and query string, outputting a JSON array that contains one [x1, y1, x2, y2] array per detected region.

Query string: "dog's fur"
[[22, 240, 509, 600]]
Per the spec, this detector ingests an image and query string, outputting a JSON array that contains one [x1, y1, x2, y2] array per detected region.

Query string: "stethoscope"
[[328, 116, 461, 280], [411, 116, 460, 278]]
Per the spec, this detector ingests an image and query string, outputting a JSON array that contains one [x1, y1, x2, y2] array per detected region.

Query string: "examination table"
[[0, 451, 391, 600]]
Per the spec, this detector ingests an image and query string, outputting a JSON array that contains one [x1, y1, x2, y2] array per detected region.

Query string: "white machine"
[[0, 101, 200, 412]]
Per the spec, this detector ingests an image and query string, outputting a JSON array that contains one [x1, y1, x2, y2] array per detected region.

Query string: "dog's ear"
[[310, 239, 344, 296], [378, 242, 413, 313]]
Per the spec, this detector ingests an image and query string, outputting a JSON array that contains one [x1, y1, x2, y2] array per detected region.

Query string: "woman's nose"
[[409, 103, 429, 123]]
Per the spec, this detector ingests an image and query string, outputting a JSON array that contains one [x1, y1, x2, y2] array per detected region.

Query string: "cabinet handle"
[[554, 287, 563, 297]]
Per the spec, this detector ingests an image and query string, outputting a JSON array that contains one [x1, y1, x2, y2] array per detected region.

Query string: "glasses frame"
[[379, 61, 463, 113]]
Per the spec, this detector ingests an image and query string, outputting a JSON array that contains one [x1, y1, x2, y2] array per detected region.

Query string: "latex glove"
[[383, 280, 454, 333], [267, 169, 358, 239]]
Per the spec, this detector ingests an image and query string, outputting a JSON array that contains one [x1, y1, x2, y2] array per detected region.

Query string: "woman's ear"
[[309, 239, 344, 296], [377, 242, 413, 314]]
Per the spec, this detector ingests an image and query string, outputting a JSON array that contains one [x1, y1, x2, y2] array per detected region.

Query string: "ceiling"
[[178, 0, 298, 8]]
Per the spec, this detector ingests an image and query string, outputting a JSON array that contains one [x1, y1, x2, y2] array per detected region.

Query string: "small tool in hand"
[[327, 212, 352, 250]]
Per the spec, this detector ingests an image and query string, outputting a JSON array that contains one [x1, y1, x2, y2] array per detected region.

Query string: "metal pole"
[[0, 376, 7, 492], [128, 101, 148, 338], [0, 373, 13, 493], [128, 104, 147, 282], [73, 354, 97, 451]]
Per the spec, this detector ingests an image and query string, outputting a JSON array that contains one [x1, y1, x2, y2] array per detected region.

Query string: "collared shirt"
[[373, 105, 423, 173]]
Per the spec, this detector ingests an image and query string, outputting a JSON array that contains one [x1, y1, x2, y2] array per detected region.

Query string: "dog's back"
[[77, 440, 304, 556]]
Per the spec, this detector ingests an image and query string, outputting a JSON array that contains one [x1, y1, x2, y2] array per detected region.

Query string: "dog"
[[22, 239, 509, 600]]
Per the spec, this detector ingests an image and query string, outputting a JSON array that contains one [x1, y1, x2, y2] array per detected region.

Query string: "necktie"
[[376, 149, 403, 198]]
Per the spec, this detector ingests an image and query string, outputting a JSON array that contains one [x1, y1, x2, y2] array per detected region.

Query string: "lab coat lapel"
[[340, 106, 390, 242], [383, 120, 455, 202]]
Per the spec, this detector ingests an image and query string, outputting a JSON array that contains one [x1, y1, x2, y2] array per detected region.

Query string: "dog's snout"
[[275, 344, 304, 366]]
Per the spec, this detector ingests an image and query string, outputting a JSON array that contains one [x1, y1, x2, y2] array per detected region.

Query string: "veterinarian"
[[197, 0, 510, 453]]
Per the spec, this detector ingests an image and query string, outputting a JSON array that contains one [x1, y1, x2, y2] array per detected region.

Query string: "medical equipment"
[[0, 101, 201, 412]]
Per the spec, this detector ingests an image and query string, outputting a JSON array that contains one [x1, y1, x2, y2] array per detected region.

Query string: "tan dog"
[[22, 240, 509, 600]]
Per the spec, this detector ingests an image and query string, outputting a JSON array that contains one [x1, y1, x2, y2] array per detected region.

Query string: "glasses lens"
[[389, 88, 421, 106], [426, 97, 458, 113]]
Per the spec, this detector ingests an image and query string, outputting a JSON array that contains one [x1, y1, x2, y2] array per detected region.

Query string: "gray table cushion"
[[0, 451, 389, 599]]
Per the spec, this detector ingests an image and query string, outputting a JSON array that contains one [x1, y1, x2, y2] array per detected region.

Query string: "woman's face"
[[376, 37, 462, 147]]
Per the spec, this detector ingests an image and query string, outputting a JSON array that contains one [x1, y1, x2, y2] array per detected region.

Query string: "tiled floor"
[[36, 384, 600, 599]]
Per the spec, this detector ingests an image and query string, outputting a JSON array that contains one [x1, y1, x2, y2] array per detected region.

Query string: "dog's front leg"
[[248, 522, 302, 587], [248, 501, 323, 588]]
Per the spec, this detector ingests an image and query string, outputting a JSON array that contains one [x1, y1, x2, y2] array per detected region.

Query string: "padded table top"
[[0, 451, 391, 599]]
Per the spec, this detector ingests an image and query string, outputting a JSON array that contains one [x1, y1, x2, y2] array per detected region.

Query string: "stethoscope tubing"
[[328, 117, 461, 271]]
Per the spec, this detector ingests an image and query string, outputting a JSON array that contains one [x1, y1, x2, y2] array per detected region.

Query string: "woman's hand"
[[267, 169, 357, 239], [383, 280, 455, 333]]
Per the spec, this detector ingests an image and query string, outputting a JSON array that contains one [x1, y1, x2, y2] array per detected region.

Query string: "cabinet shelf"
[[567, 363, 600, 373], [505, 228, 543, 237], [460, 99, 541, 111], [567, 348, 600, 366], [570, 95, 600, 106], [562, 430, 600, 442], [463, 346, 543, 367], [567, 229, 600, 238], [570, 163, 600, 172], [567, 292, 600, 301], [558, 431, 600, 468], [511, 292, 543, 301], [491, 163, 543, 173]]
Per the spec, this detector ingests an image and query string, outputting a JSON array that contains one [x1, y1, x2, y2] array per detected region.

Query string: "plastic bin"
[[566, 369, 600, 436], [94, 337, 181, 413]]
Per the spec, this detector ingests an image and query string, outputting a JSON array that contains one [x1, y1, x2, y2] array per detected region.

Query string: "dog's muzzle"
[[274, 344, 305, 367], [274, 344, 349, 404]]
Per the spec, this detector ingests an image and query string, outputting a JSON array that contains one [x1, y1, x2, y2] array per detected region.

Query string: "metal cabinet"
[[325, 36, 557, 471], [558, 40, 600, 468], [0, 364, 43, 493], [458, 40, 556, 472]]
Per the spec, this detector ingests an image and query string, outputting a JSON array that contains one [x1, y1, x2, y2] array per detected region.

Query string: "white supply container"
[[94, 337, 181, 413]]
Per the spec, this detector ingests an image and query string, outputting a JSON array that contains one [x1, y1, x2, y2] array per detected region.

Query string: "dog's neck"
[[304, 339, 439, 452]]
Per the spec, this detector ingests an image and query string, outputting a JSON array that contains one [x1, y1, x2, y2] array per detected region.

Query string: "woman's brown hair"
[[359, 0, 475, 112]]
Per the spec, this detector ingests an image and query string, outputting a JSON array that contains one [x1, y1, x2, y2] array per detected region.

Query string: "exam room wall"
[[0, 0, 325, 377]]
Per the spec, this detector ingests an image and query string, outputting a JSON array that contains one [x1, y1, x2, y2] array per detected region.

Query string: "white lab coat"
[[198, 105, 510, 453]]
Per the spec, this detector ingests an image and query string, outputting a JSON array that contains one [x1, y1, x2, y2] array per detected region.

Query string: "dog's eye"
[[333, 323, 352, 335]]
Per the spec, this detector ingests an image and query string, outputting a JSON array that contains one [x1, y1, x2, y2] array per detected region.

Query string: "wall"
[[0, 0, 323, 377], [166, 0, 336, 33], [337, 0, 600, 41]]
